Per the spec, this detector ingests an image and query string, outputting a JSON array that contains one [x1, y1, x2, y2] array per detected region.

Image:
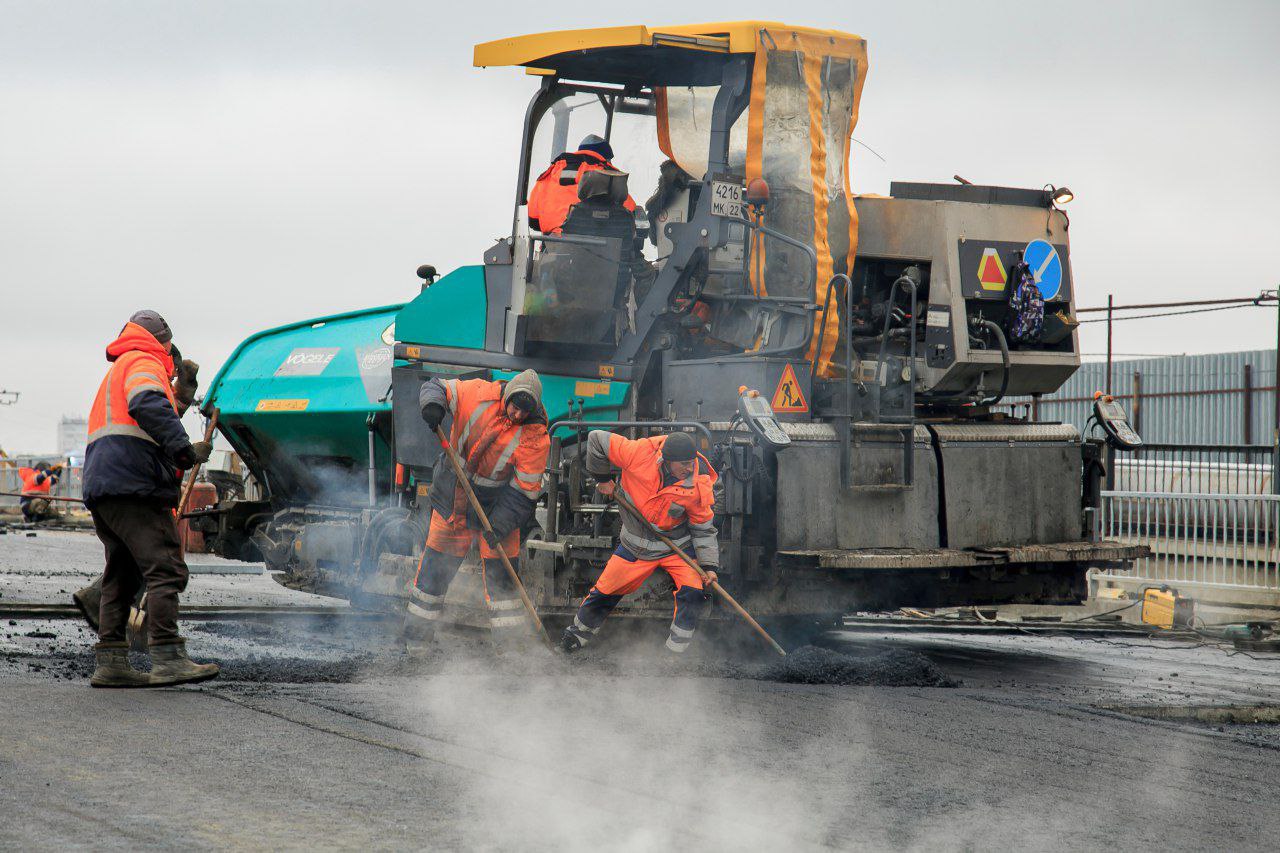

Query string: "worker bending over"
[[81, 310, 217, 688], [18, 461, 61, 523], [527, 134, 636, 234], [403, 369, 548, 647], [561, 431, 718, 655]]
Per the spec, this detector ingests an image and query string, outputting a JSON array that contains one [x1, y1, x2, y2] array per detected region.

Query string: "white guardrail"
[[1101, 490, 1280, 591]]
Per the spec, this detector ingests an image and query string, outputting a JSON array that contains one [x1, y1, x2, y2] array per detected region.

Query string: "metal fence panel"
[[1009, 349, 1278, 446], [1103, 490, 1280, 590]]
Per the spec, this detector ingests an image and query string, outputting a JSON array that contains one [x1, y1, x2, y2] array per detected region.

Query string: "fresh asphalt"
[[2, 530, 1277, 850]]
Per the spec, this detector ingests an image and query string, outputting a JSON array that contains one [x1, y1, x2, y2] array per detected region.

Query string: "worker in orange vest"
[[80, 310, 217, 688], [403, 369, 549, 647], [560, 430, 719, 655], [527, 134, 636, 234], [17, 461, 60, 522]]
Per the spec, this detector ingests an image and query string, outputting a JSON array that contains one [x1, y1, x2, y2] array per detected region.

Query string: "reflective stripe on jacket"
[[527, 149, 637, 234], [585, 431, 719, 567], [82, 322, 192, 509], [420, 376, 549, 537]]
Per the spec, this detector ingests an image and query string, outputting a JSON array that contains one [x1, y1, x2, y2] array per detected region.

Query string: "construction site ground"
[[2, 530, 1277, 850]]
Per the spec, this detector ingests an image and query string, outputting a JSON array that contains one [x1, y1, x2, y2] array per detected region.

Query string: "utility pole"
[[1105, 295, 1113, 395]]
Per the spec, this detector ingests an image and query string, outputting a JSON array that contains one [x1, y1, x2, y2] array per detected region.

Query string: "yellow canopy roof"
[[474, 22, 864, 84]]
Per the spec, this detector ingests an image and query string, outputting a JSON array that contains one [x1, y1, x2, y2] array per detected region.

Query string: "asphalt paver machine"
[[233, 22, 1145, 630]]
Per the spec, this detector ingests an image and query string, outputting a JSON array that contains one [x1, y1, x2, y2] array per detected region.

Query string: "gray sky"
[[3, 1, 1278, 453]]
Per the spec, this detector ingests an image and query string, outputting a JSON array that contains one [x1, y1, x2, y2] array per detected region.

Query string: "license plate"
[[710, 180, 744, 219]]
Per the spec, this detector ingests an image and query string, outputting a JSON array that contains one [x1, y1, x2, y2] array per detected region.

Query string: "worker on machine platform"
[[527, 134, 636, 234], [404, 369, 549, 647], [18, 461, 61, 523], [560, 430, 719, 655], [80, 310, 218, 688]]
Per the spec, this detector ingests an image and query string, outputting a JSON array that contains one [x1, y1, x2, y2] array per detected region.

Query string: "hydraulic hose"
[[973, 319, 1010, 406]]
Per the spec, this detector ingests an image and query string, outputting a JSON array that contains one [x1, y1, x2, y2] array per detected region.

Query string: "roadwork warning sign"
[[771, 363, 808, 413]]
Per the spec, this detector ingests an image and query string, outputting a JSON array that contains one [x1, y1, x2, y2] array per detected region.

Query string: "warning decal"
[[977, 248, 1007, 291], [771, 363, 809, 413]]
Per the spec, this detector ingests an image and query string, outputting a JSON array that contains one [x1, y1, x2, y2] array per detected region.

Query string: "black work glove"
[[174, 360, 200, 412], [481, 529, 501, 550], [421, 401, 445, 431]]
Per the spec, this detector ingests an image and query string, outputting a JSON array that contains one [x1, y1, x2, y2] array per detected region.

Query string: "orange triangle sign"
[[978, 247, 1007, 291], [771, 363, 809, 413]]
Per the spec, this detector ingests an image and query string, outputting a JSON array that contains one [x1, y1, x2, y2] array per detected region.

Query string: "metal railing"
[[1101, 490, 1280, 590], [0, 463, 83, 507], [1107, 443, 1276, 495]]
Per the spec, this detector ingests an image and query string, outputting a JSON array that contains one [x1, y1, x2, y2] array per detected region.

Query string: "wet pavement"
[[2, 530, 1278, 850]]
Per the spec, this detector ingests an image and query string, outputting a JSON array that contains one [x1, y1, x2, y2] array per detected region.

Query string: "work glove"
[[174, 360, 200, 412], [190, 441, 213, 464], [176, 359, 199, 393], [481, 529, 501, 550], [421, 401, 445, 431]]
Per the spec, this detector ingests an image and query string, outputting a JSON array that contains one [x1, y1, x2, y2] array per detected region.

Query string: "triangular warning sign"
[[977, 247, 1007, 291], [771, 363, 809, 413]]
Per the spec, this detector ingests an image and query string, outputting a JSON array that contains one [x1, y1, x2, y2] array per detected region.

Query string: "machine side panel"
[[937, 427, 1081, 548], [775, 436, 939, 551]]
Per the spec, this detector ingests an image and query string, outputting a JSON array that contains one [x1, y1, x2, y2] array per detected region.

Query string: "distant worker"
[[80, 310, 217, 688], [527, 134, 636, 234], [403, 369, 549, 648], [560, 430, 718, 655], [18, 461, 61, 523]]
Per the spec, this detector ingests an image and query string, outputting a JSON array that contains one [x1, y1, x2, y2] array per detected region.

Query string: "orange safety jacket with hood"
[[419, 370, 549, 538], [527, 149, 637, 235], [585, 431, 719, 567], [81, 322, 197, 509]]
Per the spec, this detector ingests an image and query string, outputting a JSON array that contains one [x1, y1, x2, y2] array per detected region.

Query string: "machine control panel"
[[737, 387, 791, 450], [1093, 394, 1142, 450]]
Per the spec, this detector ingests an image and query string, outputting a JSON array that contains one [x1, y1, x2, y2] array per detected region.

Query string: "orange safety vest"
[[440, 378, 548, 499], [18, 467, 54, 495], [604, 433, 716, 536], [87, 322, 179, 450], [527, 149, 637, 235]]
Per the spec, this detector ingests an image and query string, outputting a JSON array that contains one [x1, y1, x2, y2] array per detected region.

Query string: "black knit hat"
[[661, 432, 697, 463]]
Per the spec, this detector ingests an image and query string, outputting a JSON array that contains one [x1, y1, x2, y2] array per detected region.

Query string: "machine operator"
[[403, 369, 549, 648], [560, 430, 719, 656], [527, 134, 636, 234]]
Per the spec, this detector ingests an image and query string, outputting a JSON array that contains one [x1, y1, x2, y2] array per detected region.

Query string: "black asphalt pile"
[[756, 645, 960, 687], [215, 653, 374, 684]]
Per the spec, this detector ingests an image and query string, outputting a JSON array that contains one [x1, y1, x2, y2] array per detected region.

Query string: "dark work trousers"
[[411, 548, 522, 631], [90, 497, 189, 645]]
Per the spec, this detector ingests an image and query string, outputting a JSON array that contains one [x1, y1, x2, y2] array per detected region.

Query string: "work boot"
[[400, 612, 436, 657], [89, 641, 150, 688], [148, 639, 220, 686], [72, 577, 103, 632], [557, 627, 586, 655]]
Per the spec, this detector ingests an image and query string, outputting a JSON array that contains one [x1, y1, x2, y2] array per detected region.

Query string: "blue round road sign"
[[1023, 239, 1062, 300]]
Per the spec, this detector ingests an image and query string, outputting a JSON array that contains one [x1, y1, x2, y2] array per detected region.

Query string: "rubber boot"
[[148, 639, 220, 686], [89, 641, 151, 688]]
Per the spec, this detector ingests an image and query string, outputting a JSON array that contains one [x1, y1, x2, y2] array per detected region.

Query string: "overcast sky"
[[3, 1, 1278, 453]]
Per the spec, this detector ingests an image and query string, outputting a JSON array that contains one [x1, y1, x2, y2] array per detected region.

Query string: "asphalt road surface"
[[2, 530, 1278, 850]]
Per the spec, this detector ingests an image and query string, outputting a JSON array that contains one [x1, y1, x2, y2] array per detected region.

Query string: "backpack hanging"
[[1006, 256, 1045, 345]]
